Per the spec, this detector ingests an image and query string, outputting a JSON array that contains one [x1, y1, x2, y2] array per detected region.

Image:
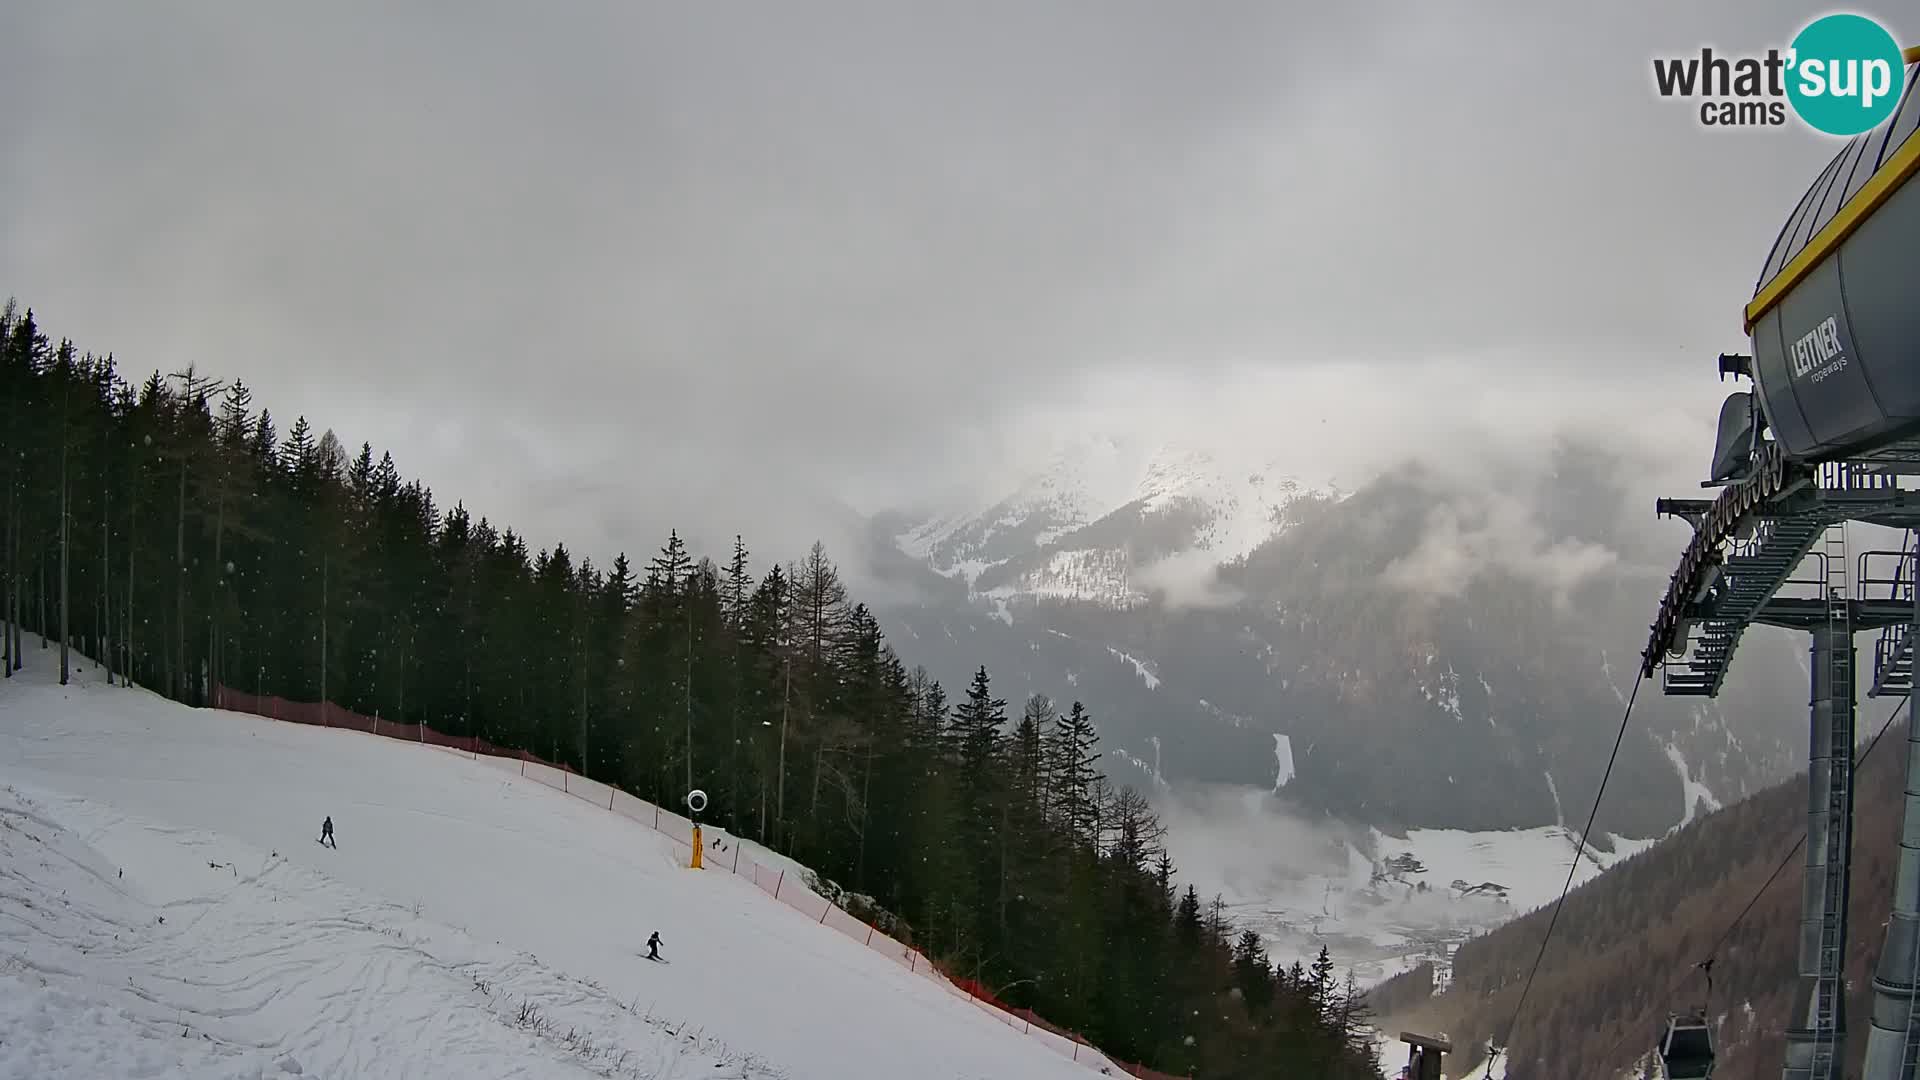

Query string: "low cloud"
[[950, 353, 1730, 515], [2, 0, 1826, 589], [1136, 549, 1247, 611], [1151, 781, 1362, 904], [1381, 491, 1622, 609]]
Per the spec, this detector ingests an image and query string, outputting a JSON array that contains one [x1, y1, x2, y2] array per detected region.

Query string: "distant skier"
[[646, 931, 663, 961], [319, 816, 335, 849]]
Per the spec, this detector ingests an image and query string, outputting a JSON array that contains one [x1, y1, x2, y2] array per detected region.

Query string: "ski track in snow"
[[0, 784, 770, 1080], [0, 661, 1103, 1080]]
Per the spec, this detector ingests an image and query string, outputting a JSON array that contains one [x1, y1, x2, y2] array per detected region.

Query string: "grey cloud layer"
[[0, 0, 1875, 565]]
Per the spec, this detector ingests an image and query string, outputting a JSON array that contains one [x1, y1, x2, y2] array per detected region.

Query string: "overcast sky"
[[1, 1, 1897, 569]]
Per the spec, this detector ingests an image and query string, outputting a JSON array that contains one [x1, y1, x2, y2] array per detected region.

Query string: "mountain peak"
[[892, 435, 1334, 607]]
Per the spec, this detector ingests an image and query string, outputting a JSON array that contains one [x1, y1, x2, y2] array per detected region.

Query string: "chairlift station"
[[1640, 54, 1920, 1080]]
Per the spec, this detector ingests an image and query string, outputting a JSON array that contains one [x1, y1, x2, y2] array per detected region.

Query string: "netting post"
[[774, 869, 783, 899], [607, 788, 615, 811], [731, 843, 740, 874], [864, 925, 873, 946], [690, 824, 703, 869]]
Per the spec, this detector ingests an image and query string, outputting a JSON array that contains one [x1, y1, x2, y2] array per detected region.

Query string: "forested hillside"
[[0, 302, 1380, 1078], [873, 451, 1809, 839], [1368, 695, 1918, 1079]]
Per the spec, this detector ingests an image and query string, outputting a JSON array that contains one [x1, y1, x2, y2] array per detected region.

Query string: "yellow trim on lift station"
[[1745, 68, 1920, 333]]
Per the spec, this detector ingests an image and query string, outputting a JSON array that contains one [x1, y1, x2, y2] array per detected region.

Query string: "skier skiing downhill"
[[646, 931, 663, 961], [319, 816, 335, 849]]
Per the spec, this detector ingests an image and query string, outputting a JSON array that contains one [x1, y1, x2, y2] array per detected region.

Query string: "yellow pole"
[[690, 823, 703, 869]]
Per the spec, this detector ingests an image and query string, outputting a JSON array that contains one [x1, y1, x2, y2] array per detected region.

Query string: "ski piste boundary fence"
[[209, 684, 1186, 1080]]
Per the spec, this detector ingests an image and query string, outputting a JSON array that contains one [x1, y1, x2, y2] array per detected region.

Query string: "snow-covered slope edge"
[[0, 660, 1106, 1080], [0, 782, 774, 1080]]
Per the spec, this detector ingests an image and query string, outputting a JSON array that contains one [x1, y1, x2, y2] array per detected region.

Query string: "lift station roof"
[[1747, 54, 1920, 461]]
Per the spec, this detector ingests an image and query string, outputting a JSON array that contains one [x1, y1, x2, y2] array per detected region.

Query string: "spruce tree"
[[0, 303, 1386, 1080], [1175, 884, 1203, 947], [1310, 945, 1336, 1011], [722, 535, 751, 630], [1232, 930, 1274, 1010], [1046, 700, 1101, 847], [947, 665, 1006, 959]]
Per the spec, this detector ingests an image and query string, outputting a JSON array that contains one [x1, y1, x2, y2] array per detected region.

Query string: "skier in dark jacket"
[[319, 816, 335, 848], [646, 931, 662, 961]]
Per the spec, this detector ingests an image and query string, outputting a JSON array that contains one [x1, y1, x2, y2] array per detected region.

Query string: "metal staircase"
[[1812, 524, 1854, 1080], [1664, 512, 1833, 696], [1645, 426, 1920, 1080], [1873, 529, 1918, 697]]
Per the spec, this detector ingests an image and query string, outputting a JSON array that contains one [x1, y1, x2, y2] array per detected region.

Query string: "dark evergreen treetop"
[[0, 303, 1378, 1079]]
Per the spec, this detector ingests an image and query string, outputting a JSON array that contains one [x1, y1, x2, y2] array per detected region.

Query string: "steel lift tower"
[[1643, 58, 1920, 1080]]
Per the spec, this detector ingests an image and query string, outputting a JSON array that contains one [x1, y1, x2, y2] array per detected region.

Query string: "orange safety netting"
[[210, 684, 1185, 1079]]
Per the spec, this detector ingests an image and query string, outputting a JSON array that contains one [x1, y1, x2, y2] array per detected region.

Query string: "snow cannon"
[[1712, 51, 1920, 478], [685, 789, 707, 869]]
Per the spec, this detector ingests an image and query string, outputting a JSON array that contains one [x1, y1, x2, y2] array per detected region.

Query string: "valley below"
[[1153, 786, 1657, 987]]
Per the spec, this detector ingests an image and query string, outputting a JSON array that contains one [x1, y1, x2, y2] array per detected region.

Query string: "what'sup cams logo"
[[1653, 12, 1908, 135]]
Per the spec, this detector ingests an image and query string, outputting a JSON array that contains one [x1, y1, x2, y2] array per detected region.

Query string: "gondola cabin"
[[1657, 1012, 1715, 1079]]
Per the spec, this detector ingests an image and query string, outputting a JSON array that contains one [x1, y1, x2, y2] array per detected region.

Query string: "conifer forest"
[[0, 303, 1383, 1077]]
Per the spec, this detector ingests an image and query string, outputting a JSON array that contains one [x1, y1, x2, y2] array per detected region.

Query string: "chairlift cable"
[[1481, 672, 1645, 1078], [1585, 690, 1910, 1073]]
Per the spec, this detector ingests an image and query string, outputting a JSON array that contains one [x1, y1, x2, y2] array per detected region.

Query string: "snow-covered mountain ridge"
[[894, 435, 1339, 609], [868, 440, 1808, 840]]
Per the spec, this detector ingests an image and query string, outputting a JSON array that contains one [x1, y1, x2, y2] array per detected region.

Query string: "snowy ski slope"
[[0, 659, 1105, 1080]]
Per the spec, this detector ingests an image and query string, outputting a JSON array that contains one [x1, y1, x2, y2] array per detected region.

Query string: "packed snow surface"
[[0, 782, 767, 1080], [0, 660, 1102, 1080]]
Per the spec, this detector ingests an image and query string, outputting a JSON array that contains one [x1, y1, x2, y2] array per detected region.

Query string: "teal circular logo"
[[1786, 14, 1906, 136]]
